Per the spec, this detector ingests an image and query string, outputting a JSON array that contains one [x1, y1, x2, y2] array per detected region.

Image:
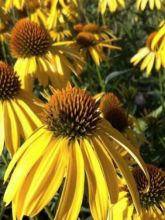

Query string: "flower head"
[[10, 19, 51, 58], [99, 93, 128, 132], [42, 85, 100, 138], [131, 28, 165, 76], [111, 164, 165, 220], [10, 19, 83, 91], [4, 85, 149, 220], [0, 61, 21, 100], [0, 61, 42, 155]]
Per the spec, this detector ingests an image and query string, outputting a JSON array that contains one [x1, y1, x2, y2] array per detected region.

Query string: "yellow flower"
[[111, 164, 165, 220], [136, 0, 163, 11], [0, 61, 42, 156], [70, 24, 120, 65], [10, 18, 82, 91], [131, 30, 165, 76], [98, 0, 125, 14], [99, 93, 146, 161], [4, 85, 149, 220]]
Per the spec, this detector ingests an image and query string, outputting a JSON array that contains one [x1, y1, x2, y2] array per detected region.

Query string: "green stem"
[[44, 206, 54, 220], [1, 42, 7, 62], [158, 70, 165, 115], [0, 202, 5, 220], [96, 66, 105, 92], [1, 153, 8, 167]]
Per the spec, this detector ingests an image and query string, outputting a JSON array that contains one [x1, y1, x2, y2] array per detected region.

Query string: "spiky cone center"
[[82, 23, 100, 33], [10, 19, 51, 58], [146, 32, 163, 51], [42, 85, 101, 138], [125, 165, 165, 211], [99, 93, 128, 131], [76, 32, 96, 47], [0, 61, 21, 100]]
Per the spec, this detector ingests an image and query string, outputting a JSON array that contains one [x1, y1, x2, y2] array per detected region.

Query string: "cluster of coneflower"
[[0, 0, 164, 220]]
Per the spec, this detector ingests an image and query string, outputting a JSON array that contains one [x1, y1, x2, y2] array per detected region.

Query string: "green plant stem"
[[1, 42, 7, 62], [96, 66, 105, 92], [1, 153, 8, 167], [44, 206, 54, 220], [0, 202, 5, 220], [158, 70, 165, 115]]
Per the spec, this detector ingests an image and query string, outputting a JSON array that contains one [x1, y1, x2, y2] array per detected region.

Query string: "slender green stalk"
[[96, 66, 105, 92], [1, 153, 8, 167], [44, 206, 54, 220], [1, 42, 7, 62], [158, 70, 165, 115]]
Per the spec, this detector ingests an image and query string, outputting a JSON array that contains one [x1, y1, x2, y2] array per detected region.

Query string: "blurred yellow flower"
[[98, 0, 125, 14], [131, 29, 165, 76], [4, 85, 149, 220], [136, 0, 163, 11], [0, 61, 42, 156], [10, 18, 83, 91], [70, 23, 120, 65], [111, 165, 165, 220]]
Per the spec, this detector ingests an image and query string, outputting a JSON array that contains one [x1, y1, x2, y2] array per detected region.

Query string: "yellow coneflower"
[[111, 164, 165, 220], [10, 18, 83, 91], [47, 0, 78, 29], [4, 85, 149, 220], [70, 24, 120, 65], [99, 93, 145, 160], [98, 0, 125, 14], [136, 0, 163, 11], [130, 30, 165, 76], [0, 61, 42, 156], [74, 23, 117, 40]]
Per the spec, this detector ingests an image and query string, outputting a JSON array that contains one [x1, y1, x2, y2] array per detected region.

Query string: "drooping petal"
[[55, 140, 84, 220], [91, 136, 119, 203], [4, 130, 53, 205], [97, 133, 141, 214], [80, 138, 109, 220], [0, 102, 4, 155]]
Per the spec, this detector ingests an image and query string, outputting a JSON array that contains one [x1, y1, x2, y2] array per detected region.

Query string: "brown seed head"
[[99, 93, 128, 131], [0, 61, 20, 100], [76, 32, 96, 47], [10, 19, 51, 58], [132, 165, 165, 210], [42, 85, 101, 138]]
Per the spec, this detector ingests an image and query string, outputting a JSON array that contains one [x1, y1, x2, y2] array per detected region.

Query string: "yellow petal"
[[80, 138, 109, 220], [55, 140, 84, 220], [0, 102, 4, 155], [91, 136, 119, 203], [4, 130, 53, 205]]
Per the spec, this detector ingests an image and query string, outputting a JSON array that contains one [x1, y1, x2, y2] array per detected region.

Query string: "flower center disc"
[[10, 19, 51, 58], [133, 165, 165, 211], [0, 61, 20, 100], [42, 85, 101, 138], [76, 32, 96, 47]]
